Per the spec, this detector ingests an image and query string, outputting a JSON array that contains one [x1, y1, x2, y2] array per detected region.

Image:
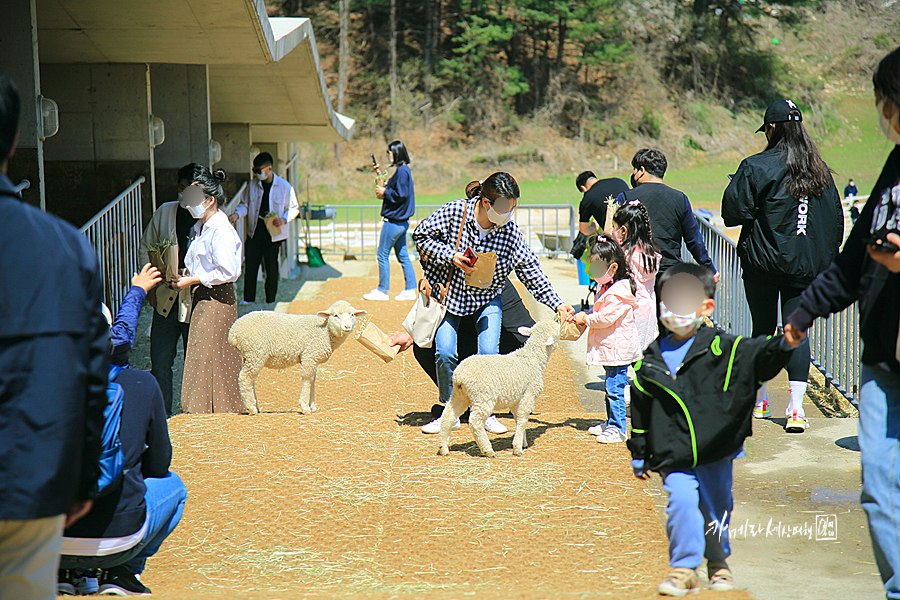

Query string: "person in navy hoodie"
[[0, 70, 107, 600], [365, 140, 418, 301], [59, 265, 187, 596]]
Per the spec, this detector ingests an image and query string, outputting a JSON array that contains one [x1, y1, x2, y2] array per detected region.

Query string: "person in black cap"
[[722, 99, 843, 433], [784, 45, 900, 600]]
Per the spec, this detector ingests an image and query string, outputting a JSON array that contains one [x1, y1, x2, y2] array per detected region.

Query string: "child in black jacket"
[[628, 263, 798, 596]]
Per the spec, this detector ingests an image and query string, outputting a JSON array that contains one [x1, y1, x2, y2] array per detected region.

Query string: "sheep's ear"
[[316, 310, 331, 318], [353, 309, 367, 316], [545, 336, 556, 347], [518, 326, 533, 337]]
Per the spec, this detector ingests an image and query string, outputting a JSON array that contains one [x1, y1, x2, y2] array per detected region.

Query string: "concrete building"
[[2, 0, 352, 227]]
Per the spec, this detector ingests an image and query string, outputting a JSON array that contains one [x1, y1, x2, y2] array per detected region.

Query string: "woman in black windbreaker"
[[785, 46, 900, 600], [722, 99, 843, 433]]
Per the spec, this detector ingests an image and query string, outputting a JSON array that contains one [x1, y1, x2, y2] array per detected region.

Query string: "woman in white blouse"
[[172, 167, 244, 413]]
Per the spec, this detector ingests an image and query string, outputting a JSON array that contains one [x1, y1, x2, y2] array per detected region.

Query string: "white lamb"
[[228, 300, 366, 415], [438, 319, 560, 457]]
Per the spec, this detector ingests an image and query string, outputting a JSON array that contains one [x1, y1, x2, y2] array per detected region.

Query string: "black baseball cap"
[[756, 99, 802, 132]]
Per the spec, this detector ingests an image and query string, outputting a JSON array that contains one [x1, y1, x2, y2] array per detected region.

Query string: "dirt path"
[[136, 270, 754, 600]]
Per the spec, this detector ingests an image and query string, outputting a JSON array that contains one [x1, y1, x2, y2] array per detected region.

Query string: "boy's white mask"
[[659, 302, 704, 337]]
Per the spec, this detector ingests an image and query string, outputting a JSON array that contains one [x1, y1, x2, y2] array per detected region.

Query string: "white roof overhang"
[[35, 0, 353, 143]]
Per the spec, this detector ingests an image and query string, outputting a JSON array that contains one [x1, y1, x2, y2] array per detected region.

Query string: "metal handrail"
[[299, 203, 577, 259], [80, 177, 145, 312], [13, 179, 30, 193], [683, 211, 860, 404], [224, 181, 248, 215], [81, 177, 145, 232]]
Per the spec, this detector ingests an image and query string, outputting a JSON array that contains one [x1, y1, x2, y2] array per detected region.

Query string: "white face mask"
[[878, 98, 900, 145], [659, 302, 704, 337], [187, 200, 210, 219], [486, 205, 514, 226]]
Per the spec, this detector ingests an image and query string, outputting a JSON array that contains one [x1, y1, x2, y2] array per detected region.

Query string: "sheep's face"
[[317, 301, 366, 335], [518, 319, 560, 354]]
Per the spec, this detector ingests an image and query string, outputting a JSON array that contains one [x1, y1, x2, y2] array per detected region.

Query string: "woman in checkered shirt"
[[412, 172, 574, 434]]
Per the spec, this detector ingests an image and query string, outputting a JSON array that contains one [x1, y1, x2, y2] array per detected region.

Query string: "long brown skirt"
[[181, 283, 243, 414]]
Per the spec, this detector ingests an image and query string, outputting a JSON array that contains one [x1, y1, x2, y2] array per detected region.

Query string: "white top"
[[185, 210, 243, 287], [232, 173, 300, 241], [60, 518, 149, 556]]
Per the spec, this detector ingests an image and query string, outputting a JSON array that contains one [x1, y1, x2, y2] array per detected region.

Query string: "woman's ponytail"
[[465, 180, 483, 199]]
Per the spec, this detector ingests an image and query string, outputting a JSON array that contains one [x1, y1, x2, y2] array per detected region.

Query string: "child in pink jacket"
[[612, 200, 661, 352], [572, 235, 641, 443]]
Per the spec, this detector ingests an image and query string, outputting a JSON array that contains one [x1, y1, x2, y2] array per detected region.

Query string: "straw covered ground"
[[136, 273, 754, 600]]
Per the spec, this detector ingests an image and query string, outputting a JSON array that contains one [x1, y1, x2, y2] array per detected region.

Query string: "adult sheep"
[[438, 319, 560, 457], [228, 300, 366, 414]]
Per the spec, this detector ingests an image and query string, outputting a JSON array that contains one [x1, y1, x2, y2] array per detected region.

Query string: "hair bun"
[[213, 168, 227, 182], [464, 180, 483, 199]]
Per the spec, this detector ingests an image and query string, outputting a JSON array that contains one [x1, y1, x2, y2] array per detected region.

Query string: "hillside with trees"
[[266, 0, 899, 202]]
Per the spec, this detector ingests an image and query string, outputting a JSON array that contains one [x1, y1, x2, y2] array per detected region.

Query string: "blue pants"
[[603, 365, 628, 434], [435, 295, 503, 404], [662, 455, 736, 569], [376, 220, 416, 293], [60, 472, 187, 575], [859, 365, 900, 599]]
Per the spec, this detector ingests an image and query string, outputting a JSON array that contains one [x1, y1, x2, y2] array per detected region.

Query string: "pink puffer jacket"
[[585, 278, 641, 367], [629, 248, 660, 353]]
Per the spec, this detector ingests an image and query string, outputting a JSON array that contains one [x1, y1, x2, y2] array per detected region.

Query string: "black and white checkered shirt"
[[412, 197, 563, 317]]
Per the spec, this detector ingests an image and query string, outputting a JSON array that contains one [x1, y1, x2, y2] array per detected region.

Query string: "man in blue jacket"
[[0, 71, 108, 600]]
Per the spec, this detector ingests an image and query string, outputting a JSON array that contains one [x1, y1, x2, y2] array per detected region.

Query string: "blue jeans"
[[60, 472, 187, 575], [376, 220, 416, 293], [859, 365, 900, 599], [435, 295, 503, 404], [604, 365, 629, 434], [662, 455, 736, 569]]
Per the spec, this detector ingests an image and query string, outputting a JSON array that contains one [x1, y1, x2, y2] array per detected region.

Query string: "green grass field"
[[313, 95, 892, 213]]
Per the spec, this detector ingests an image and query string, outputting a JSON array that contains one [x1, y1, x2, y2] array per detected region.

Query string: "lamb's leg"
[[296, 361, 319, 415], [512, 398, 533, 456], [237, 359, 264, 415], [468, 401, 496, 458], [438, 388, 469, 456]]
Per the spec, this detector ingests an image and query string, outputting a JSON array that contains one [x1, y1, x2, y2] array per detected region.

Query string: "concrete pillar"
[[211, 123, 251, 201], [0, 0, 44, 209], [150, 64, 211, 203], [41, 63, 155, 227]]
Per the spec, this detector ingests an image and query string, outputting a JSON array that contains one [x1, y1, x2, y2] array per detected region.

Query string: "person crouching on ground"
[[628, 263, 799, 596], [59, 268, 186, 596], [570, 235, 640, 444], [412, 172, 574, 434]]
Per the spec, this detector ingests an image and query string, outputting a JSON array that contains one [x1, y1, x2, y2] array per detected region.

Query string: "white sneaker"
[[238, 300, 252, 305], [587, 422, 606, 436], [785, 410, 809, 433], [422, 416, 459, 434], [363, 289, 390, 301], [394, 288, 418, 301], [596, 428, 626, 443], [484, 415, 508, 434]]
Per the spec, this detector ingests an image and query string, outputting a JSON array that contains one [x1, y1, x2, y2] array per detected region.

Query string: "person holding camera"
[[365, 140, 418, 302], [784, 46, 900, 599], [722, 99, 843, 432]]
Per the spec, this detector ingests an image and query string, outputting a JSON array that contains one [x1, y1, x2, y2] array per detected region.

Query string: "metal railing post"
[[683, 210, 860, 405]]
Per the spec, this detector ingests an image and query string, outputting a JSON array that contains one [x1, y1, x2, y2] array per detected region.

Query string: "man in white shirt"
[[229, 152, 299, 304], [139, 163, 199, 417]]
